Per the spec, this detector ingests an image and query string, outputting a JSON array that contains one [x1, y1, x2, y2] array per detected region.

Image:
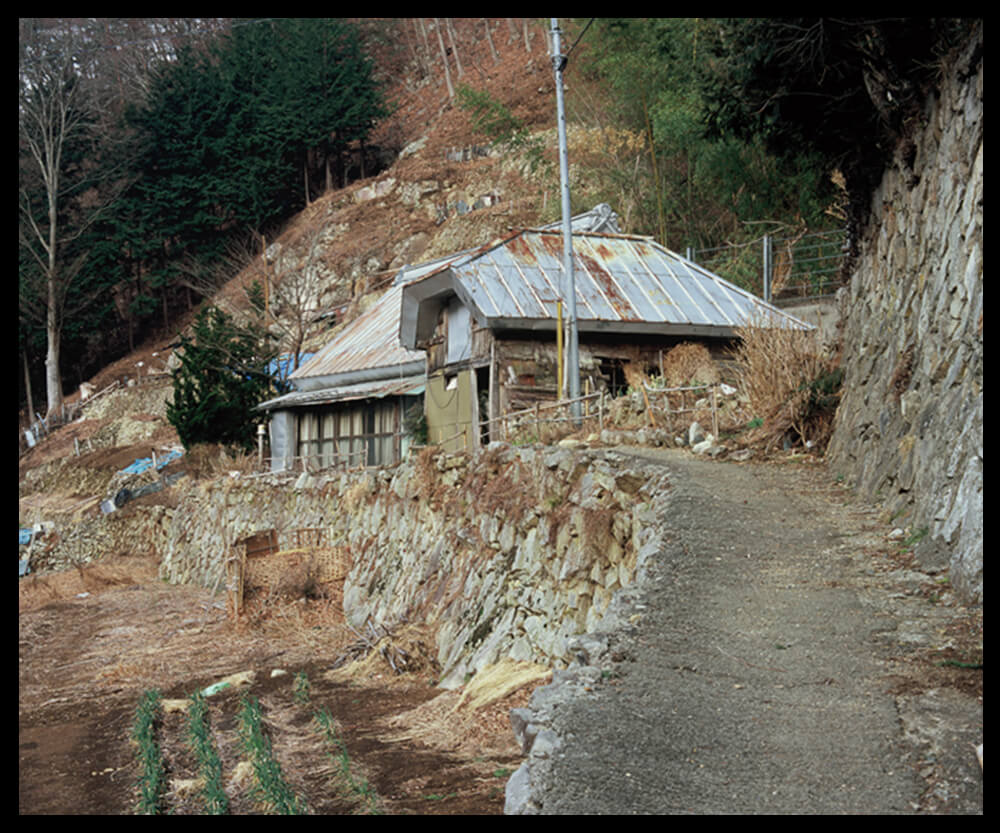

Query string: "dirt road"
[[19, 448, 981, 815], [510, 448, 982, 814]]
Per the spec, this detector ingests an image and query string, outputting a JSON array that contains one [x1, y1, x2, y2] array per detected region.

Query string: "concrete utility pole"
[[550, 18, 582, 423]]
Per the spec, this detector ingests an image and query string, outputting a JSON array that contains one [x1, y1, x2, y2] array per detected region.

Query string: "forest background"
[[18, 17, 973, 425]]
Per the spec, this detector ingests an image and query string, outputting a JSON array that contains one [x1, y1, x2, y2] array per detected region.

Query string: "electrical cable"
[[563, 18, 595, 63]]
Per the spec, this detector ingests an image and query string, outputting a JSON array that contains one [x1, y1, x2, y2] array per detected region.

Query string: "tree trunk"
[[415, 19, 432, 77], [434, 19, 454, 98], [45, 312, 63, 420], [483, 19, 500, 63], [23, 349, 36, 425], [44, 191, 64, 418], [445, 18, 463, 79]]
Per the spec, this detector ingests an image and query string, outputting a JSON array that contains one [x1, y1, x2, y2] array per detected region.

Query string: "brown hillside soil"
[[19, 557, 541, 815]]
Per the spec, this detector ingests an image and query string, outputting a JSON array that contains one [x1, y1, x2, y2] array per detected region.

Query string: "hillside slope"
[[19, 19, 577, 519]]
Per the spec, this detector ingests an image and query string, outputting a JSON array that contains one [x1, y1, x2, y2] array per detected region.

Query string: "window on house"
[[297, 401, 399, 470], [598, 358, 629, 397]]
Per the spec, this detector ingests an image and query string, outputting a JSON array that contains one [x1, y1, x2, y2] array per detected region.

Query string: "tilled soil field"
[[18, 556, 539, 815]]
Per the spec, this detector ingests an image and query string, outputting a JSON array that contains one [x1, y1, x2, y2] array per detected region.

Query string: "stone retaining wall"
[[151, 444, 670, 687], [826, 28, 983, 602]]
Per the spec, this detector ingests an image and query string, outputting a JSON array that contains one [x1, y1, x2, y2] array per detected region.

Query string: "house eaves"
[[256, 374, 424, 413]]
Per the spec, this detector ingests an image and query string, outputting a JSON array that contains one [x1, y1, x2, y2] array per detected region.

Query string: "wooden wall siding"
[[423, 326, 737, 450]]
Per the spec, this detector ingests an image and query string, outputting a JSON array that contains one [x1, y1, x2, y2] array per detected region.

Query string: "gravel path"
[[506, 448, 982, 815]]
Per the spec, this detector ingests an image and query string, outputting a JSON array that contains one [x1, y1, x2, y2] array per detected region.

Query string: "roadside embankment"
[[36, 442, 672, 689]]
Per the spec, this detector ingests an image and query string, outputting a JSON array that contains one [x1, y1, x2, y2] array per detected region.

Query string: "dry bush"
[[660, 342, 720, 388], [183, 443, 260, 479], [731, 314, 842, 450]]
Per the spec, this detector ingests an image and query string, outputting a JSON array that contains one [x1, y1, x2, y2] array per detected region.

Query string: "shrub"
[[166, 305, 277, 453], [731, 313, 841, 450]]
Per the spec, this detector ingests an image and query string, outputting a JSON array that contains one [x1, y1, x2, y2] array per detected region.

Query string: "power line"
[[564, 18, 595, 61]]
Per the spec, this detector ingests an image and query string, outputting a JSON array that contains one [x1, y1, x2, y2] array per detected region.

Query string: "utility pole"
[[550, 18, 581, 424]]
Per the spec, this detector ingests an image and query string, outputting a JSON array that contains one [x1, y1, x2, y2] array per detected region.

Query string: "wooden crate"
[[227, 528, 351, 617]]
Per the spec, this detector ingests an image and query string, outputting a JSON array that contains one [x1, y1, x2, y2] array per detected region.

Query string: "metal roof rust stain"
[[536, 231, 568, 261], [592, 241, 618, 262], [576, 251, 640, 321], [504, 233, 540, 265]]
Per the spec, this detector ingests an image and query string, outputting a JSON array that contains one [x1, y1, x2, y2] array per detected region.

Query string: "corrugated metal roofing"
[[290, 284, 424, 383], [443, 229, 810, 334], [257, 374, 424, 412]]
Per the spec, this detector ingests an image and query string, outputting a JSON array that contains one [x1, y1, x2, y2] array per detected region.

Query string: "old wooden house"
[[399, 224, 811, 451]]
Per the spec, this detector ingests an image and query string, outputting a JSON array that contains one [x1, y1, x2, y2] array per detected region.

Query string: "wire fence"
[[686, 228, 849, 301], [429, 383, 730, 452]]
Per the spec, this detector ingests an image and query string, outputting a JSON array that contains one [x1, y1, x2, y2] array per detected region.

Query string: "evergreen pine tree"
[[166, 304, 277, 452]]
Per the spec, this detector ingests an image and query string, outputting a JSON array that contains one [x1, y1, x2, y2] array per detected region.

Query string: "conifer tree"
[[166, 302, 277, 452]]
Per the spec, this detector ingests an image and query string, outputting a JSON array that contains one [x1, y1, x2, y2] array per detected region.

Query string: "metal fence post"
[[763, 234, 773, 302]]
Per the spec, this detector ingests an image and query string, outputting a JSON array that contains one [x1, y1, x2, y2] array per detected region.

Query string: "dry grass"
[[660, 342, 720, 388], [731, 314, 841, 451], [453, 659, 552, 712], [183, 444, 261, 479]]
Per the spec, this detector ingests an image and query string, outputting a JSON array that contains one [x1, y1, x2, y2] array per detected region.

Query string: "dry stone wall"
[[154, 444, 671, 687], [827, 29, 983, 602]]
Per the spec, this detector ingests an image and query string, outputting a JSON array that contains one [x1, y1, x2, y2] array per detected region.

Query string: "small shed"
[[257, 284, 426, 471]]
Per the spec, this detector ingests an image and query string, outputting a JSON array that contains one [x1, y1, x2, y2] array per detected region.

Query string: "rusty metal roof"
[[401, 229, 811, 345], [289, 284, 425, 391], [462, 230, 809, 331]]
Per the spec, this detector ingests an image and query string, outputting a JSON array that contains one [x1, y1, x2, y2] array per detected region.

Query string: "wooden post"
[[711, 387, 719, 440]]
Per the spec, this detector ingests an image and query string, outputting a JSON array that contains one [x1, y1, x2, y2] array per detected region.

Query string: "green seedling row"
[[186, 693, 230, 814], [131, 689, 166, 815], [313, 707, 380, 814], [237, 694, 308, 815]]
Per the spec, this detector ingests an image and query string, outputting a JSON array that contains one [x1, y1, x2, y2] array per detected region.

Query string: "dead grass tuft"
[[454, 659, 552, 712], [731, 313, 842, 451], [660, 342, 720, 388], [183, 443, 260, 479]]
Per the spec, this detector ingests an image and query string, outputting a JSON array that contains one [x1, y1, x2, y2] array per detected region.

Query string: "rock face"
[[152, 444, 671, 687], [826, 29, 983, 602]]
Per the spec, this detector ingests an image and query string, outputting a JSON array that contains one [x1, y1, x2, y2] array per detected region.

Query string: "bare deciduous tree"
[[483, 19, 500, 64], [19, 19, 94, 419], [433, 19, 454, 99]]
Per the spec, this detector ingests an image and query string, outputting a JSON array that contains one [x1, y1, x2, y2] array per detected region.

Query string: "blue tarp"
[[269, 353, 314, 381], [119, 448, 184, 476], [19, 528, 32, 546]]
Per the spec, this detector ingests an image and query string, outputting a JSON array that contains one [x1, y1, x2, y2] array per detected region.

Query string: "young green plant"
[[314, 707, 380, 814], [131, 689, 166, 815], [237, 695, 307, 814], [186, 692, 230, 814]]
